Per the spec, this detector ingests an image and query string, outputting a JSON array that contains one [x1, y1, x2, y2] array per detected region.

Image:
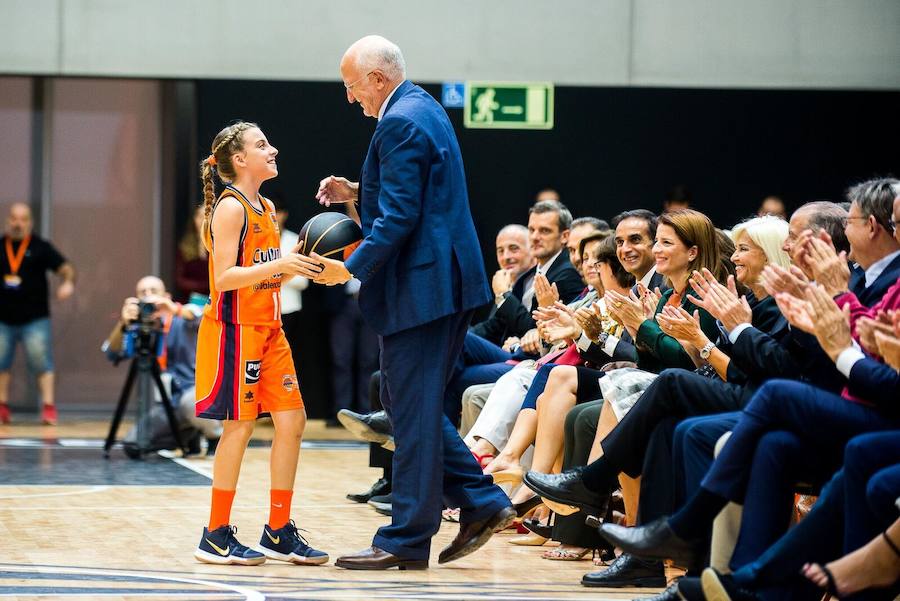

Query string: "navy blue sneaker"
[[195, 525, 266, 565], [258, 520, 329, 565]]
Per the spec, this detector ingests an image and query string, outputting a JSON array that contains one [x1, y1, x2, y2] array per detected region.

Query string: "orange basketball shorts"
[[195, 316, 302, 420]]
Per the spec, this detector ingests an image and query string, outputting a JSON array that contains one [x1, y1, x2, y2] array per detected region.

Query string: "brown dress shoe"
[[438, 505, 516, 564], [334, 546, 427, 570]]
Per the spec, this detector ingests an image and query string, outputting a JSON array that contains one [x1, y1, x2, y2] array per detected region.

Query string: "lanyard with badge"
[[4, 235, 30, 290]]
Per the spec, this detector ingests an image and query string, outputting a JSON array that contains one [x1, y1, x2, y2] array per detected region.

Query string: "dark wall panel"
[[191, 80, 900, 416]]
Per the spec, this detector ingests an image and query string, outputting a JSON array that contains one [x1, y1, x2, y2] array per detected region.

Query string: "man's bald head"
[[342, 35, 406, 82], [135, 276, 166, 300], [5, 202, 32, 240], [340, 35, 407, 119]]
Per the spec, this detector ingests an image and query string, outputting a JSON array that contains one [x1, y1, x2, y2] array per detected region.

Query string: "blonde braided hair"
[[199, 121, 258, 249]]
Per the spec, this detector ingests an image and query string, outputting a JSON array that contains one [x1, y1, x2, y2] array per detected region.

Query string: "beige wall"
[[1, 0, 899, 89]]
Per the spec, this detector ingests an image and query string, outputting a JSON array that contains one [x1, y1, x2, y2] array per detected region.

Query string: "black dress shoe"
[[347, 477, 391, 503], [599, 518, 705, 567], [633, 583, 681, 600], [701, 567, 760, 601], [368, 493, 392, 515], [582, 552, 666, 588], [438, 505, 516, 564], [337, 409, 395, 450], [676, 576, 705, 601], [523, 467, 607, 514], [335, 545, 427, 570]]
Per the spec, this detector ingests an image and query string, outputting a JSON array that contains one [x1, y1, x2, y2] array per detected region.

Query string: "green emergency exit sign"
[[464, 82, 554, 130]]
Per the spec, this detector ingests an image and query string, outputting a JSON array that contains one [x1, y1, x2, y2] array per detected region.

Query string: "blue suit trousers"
[[734, 431, 900, 601], [373, 311, 511, 560]]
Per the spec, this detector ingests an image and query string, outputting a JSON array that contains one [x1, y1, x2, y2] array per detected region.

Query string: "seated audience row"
[[339, 181, 900, 601]]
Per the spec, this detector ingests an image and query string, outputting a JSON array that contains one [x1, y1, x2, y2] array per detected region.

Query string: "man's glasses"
[[345, 71, 375, 92]]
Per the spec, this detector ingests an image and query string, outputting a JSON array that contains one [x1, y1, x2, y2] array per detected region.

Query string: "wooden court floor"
[[0, 418, 673, 600]]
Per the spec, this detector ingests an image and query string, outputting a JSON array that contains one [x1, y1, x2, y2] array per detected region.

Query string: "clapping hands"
[[775, 284, 852, 362], [793, 231, 850, 297], [534, 302, 579, 344], [686, 269, 751, 331], [574, 302, 605, 342], [534, 273, 560, 308], [874, 310, 900, 370], [760, 264, 811, 300], [605, 289, 647, 333], [656, 305, 708, 350], [856, 311, 896, 357]]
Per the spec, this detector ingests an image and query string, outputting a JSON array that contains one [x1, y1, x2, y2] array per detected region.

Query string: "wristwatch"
[[699, 341, 716, 360]]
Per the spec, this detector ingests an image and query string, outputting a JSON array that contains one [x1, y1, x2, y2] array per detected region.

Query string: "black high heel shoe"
[[513, 495, 544, 517], [522, 517, 552, 538]]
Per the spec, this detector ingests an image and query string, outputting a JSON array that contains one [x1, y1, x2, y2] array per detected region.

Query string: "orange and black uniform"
[[195, 185, 302, 420]]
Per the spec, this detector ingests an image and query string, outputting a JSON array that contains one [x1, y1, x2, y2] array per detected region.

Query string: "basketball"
[[297, 211, 363, 261]]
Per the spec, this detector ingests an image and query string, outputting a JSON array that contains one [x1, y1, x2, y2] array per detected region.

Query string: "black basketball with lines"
[[296, 212, 363, 260]]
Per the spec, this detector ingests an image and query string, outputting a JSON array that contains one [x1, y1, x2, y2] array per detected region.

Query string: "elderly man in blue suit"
[[301, 35, 514, 570]]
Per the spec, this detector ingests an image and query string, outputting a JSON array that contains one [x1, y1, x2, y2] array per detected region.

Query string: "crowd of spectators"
[[337, 181, 900, 601]]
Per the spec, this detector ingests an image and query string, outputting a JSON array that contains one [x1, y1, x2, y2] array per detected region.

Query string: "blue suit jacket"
[[345, 81, 491, 336], [848, 356, 900, 413], [849, 253, 900, 307]]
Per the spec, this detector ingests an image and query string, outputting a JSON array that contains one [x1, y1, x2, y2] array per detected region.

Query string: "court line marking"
[[0, 563, 636, 600], [1, 566, 263, 600], [0, 485, 109, 500], [159, 450, 214, 480]]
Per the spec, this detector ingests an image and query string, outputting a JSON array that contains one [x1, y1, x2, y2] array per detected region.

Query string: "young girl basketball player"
[[193, 121, 328, 566]]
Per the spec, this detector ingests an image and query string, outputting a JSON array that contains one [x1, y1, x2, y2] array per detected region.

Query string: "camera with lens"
[[136, 300, 158, 327], [124, 300, 165, 357]]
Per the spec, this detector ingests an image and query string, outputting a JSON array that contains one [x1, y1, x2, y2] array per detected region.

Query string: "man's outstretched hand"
[[316, 176, 358, 207], [292, 252, 352, 286]]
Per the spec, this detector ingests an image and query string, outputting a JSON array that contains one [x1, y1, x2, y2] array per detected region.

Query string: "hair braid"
[[198, 121, 257, 250]]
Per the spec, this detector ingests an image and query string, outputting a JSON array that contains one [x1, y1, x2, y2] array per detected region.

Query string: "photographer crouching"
[[102, 275, 222, 457]]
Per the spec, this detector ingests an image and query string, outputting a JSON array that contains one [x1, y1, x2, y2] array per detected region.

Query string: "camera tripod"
[[103, 328, 188, 458]]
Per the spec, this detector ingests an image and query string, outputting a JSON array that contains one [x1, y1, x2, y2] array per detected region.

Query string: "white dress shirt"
[[864, 250, 900, 288], [377, 81, 404, 121]]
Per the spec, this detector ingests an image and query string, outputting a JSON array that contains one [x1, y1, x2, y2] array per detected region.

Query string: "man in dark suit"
[[306, 35, 514, 570], [470, 224, 534, 345], [574, 209, 665, 364], [815, 178, 900, 306]]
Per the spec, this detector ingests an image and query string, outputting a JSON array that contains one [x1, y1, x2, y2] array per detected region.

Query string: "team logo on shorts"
[[282, 375, 297, 392], [244, 360, 261, 385]]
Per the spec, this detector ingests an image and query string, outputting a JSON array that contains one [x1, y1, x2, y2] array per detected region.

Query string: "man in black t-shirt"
[[0, 203, 76, 425]]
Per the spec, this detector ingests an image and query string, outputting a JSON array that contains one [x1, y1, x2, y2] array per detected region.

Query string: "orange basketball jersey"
[[203, 185, 283, 328]]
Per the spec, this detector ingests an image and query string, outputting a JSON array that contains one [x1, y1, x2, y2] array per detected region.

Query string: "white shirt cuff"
[[728, 323, 753, 345], [603, 334, 620, 356], [576, 332, 593, 352], [836, 346, 866, 379]]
